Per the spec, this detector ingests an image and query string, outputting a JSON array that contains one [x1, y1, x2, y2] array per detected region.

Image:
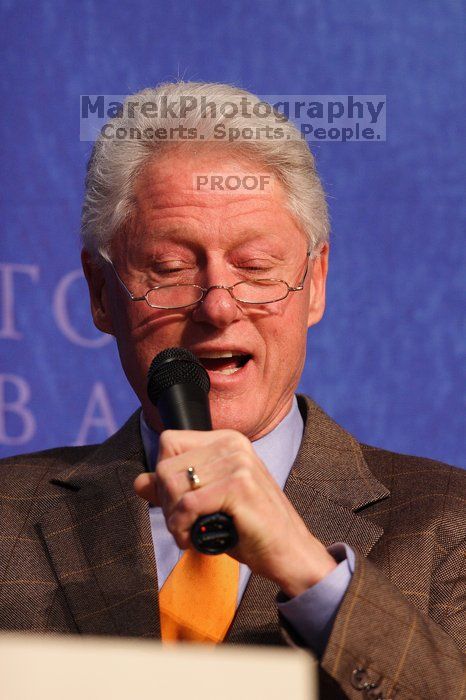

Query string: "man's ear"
[[81, 249, 115, 335], [307, 242, 329, 328]]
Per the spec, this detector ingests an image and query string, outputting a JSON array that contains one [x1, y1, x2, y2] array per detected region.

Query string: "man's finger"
[[158, 428, 251, 459], [134, 473, 161, 505]]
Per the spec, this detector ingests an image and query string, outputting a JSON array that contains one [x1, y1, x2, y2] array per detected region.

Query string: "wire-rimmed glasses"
[[100, 249, 314, 310]]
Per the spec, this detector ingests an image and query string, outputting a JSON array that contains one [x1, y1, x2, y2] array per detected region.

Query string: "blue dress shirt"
[[139, 396, 354, 655]]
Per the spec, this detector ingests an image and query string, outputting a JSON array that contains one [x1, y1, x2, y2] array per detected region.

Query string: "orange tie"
[[159, 550, 240, 643]]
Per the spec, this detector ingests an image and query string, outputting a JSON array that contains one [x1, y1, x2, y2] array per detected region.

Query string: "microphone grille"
[[147, 347, 210, 404]]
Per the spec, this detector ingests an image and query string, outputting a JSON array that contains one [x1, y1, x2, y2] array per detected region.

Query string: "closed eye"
[[237, 266, 275, 276], [159, 268, 188, 274], [153, 265, 196, 275], [234, 257, 280, 275]]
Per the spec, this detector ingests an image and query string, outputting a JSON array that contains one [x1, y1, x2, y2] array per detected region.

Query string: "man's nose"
[[191, 284, 241, 328]]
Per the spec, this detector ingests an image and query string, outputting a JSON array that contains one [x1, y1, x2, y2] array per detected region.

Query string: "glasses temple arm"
[[98, 250, 145, 302]]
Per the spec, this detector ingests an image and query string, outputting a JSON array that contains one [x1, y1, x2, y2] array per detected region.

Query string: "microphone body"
[[147, 348, 238, 555], [156, 382, 213, 431]]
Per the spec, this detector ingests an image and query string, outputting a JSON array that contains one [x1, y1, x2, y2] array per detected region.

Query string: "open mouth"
[[197, 351, 252, 375]]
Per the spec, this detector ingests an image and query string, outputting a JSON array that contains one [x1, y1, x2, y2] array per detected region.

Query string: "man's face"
[[83, 149, 328, 440]]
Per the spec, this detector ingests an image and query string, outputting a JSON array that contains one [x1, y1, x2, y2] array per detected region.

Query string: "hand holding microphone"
[[134, 346, 338, 593]]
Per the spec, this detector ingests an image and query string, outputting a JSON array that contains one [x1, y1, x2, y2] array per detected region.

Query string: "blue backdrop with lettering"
[[0, 0, 464, 468]]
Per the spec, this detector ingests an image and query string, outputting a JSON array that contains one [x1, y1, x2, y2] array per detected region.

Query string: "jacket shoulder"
[[0, 444, 98, 494], [360, 443, 465, 541], [360, 442, 465, 493], [0, 443, 97, 468]]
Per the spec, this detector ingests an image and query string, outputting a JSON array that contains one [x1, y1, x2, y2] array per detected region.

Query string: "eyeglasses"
[[100, 250, 314, 310]]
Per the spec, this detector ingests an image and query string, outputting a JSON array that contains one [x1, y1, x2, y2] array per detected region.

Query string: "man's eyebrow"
[[143, 228, 284, 245], [144, 227, 193, 240]]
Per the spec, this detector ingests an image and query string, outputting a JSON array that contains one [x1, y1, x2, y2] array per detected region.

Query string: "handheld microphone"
[[147, 347, 238, 555]]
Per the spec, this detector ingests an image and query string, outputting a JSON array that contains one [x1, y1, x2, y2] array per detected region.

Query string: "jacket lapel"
[[37, 411, 160, 637], [227, 395, 390, 644]]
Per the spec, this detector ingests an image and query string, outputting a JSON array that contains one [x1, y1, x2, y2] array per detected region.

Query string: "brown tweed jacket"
[[0, 395, 464, 698]]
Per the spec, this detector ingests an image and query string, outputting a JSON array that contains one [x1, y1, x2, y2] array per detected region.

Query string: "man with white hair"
[[0, 82, 464, 698]]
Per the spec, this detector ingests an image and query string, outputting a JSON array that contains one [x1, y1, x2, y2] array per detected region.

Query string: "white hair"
[[81, 81, 330, 259]]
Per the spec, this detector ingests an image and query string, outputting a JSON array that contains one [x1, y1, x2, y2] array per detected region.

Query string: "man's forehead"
[[133, 149, 282, 202], [118, 150, 307, 255], [134, 166, 282, 208], [129, 185, 300, 242], [133, 185, 284, 217]]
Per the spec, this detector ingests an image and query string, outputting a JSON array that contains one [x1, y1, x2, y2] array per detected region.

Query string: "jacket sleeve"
[[320, 550, 466, 699]]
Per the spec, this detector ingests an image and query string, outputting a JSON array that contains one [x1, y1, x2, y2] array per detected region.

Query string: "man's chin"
[[209, 399, 269, 439]]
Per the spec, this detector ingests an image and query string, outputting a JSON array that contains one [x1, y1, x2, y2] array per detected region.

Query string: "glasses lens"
[[233, 280, 289, 303], [146, 285, 204, 309]]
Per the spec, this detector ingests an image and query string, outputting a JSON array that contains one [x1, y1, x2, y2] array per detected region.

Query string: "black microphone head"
[[147, 347, 210, 406]]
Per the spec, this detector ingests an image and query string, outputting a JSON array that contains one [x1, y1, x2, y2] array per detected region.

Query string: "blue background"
[[0, 0, 464, 467]]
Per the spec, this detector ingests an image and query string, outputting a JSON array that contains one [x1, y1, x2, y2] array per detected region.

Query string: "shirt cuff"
[[277, 543, 355, 656]]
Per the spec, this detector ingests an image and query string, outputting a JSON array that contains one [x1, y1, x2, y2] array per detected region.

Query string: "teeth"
[[196, 351, 250, 376], [198, 351, 236, 359]]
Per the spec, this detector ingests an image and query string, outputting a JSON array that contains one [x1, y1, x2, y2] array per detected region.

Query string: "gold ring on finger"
[[187, 466, 201, 490]]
